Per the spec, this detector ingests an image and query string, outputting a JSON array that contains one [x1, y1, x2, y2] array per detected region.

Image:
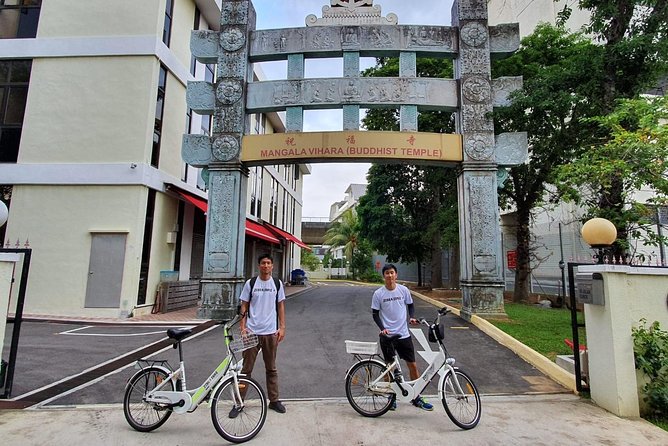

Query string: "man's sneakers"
[[412, 396, 434, 411], [228, 406, 242, 419], [388, 396, 396, 411], [269, 400, 286, 413]]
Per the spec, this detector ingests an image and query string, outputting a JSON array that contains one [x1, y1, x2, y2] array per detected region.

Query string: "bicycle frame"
[[139, 316, 245, 415]]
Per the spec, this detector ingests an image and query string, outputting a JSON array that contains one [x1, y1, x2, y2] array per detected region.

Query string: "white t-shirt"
[[240, 277, 286, 335], [371, 283, 413, 339]]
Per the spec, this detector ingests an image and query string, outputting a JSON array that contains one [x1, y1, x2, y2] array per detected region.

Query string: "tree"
[[556, 95, 668, 261], [572, 1, 668, 257], [492, 24, 606, 302], [359, 57, 458, 288], [300, 248, 321, 272], [323, 209, 360, 279]]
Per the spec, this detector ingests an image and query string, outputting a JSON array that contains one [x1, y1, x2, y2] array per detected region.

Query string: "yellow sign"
[[241, 131, 462, 165]]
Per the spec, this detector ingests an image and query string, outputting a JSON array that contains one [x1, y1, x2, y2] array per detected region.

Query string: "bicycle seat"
[[167, 328, 192, 341], [380, 333, 402, 342]]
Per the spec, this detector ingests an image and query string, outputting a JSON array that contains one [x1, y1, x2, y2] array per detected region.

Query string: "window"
[[0, 59, 31, 163], [0, 0, 42, 39], [162, 0, 174, 46], [152, 65, 167, 167]]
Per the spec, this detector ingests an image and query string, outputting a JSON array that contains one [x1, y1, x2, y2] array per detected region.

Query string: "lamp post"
[[581, 218, 617, 264]]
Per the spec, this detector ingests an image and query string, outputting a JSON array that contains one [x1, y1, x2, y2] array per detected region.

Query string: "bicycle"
[[123, 312, 267, 443], [344, 306, 481, 429]]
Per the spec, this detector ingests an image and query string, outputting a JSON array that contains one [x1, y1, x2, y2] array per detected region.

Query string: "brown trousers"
[[241, 334, 280, 402]]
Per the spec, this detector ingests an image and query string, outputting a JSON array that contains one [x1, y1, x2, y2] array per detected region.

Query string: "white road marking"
[[411, 328, 445, 378], [27, 324, 219, 408], [59, 325, 193, 337]]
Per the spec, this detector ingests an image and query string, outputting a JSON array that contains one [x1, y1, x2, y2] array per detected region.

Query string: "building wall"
[[488, 0, 590, 37], [7, 185, 146, 317]]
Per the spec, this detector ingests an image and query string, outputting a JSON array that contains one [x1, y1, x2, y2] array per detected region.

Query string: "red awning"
[[168, 185, 280, 245], [246, 219, 280, 244], [170, 187, 208, 213], [264, 223, 311, 251]]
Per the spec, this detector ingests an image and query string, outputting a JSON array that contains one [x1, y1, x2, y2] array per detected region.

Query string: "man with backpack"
[[236, 253, 287, 414]]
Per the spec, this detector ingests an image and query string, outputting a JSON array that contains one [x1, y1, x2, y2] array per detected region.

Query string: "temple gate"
[[183, 0, 527, 320]]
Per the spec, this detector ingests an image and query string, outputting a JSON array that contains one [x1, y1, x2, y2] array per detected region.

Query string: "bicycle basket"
[[345, 340, 379, 355], [228, 330, 259, 353]]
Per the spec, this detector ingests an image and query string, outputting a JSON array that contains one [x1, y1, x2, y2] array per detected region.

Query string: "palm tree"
[[323, 209, 359, 279]]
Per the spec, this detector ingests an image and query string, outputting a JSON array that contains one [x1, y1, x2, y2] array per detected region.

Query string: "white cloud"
[[251, 0, 454, 217]]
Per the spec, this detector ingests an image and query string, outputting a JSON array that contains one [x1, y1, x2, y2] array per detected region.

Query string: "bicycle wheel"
[[345, 359, 395, 417], [441, 369, 481, 429], [211, 376, 267, 443], [123, 367, 174, 432]]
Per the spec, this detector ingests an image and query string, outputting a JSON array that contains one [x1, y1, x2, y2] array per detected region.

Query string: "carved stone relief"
[[462, 76, 491, 103], [462, 104, 493, 132], [407, 26, 451, 48], [342, 79, 361, 102], [470, 288, 499, 311], [457, 0, 488, 20], [216, 80, 243, 104], [218, 53, 246, 78], [460, 22, 487, 48], [222, 1, 249, 25], [489, 24, 520, 54], [464, 132, 494, 161], [495, 132, 528, 166], [341, 26, 361, 50], [491, 76, 522, 107], [207, 174, 235, 272], [222, 106, 244, 133], [459, 49, 490, 75], [212, 135, 240, 161], [368, 26, 393, 46], [221, 28, 245, 51], [306, 1, 397, 26], [467, 175, 497, 274]]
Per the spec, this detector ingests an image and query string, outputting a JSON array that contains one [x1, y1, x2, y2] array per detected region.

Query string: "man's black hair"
[[258, 253, 274, 264], [381, 264, 397, 274]]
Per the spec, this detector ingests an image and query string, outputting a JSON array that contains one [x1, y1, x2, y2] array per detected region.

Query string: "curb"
[[410, 290, 579, 393]]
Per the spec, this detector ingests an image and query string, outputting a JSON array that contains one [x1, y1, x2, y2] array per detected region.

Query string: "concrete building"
[[0, 0, 309, 318]]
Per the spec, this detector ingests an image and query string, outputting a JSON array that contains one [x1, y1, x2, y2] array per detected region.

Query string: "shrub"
[[632, 319, 668, 418]]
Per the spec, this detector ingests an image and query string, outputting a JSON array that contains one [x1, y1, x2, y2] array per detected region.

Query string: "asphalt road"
[[3, 282, 566, 407]]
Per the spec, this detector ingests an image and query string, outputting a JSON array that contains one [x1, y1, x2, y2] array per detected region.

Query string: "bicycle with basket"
[[122, 311, 267, 443], [344, 306, 482, 429]]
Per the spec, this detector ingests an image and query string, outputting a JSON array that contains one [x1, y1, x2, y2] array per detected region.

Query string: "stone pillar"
[[197, 0, 256, 320], [453, 0, 505, 319], [399, 51, 418, 131]]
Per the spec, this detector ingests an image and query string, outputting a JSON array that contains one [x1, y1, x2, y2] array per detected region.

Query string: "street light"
[[581, 218, 617, 264], [0, 200, 8, 228]]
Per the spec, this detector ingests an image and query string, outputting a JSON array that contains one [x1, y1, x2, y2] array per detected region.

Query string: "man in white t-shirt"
[[371, 264, 433, 411], [235, 254, 287, 416]]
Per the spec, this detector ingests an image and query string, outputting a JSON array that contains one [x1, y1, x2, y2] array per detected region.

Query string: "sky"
[[251, 0, 454, 217]]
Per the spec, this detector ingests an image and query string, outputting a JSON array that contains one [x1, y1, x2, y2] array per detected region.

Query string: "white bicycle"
[[123, 312, 267, 443], [344, 307, 482, 429]]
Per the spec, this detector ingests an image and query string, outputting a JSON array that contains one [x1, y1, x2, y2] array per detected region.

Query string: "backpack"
[[247, 276, 282, 327]]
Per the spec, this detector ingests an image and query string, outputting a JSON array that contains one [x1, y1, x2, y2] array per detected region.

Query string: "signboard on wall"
[[506, 250, 517, 270]]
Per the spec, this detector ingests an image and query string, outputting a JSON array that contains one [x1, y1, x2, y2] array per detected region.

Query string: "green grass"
[[647, 418, 668, 431], [489, 303, 586, 362]]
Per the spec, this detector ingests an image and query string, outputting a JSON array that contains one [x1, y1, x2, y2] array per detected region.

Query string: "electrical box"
[[575, 272, 605, 305]]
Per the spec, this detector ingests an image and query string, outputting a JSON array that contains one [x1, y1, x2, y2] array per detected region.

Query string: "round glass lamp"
[[581, 218, 617, 264], [0, 200, 8, 227]]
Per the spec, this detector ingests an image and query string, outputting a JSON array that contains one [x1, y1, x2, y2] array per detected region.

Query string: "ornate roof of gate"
[[306, 0, 398, 26]]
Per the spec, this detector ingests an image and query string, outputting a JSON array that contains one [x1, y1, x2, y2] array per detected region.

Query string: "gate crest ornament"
[[306, 0, 397, 26]]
